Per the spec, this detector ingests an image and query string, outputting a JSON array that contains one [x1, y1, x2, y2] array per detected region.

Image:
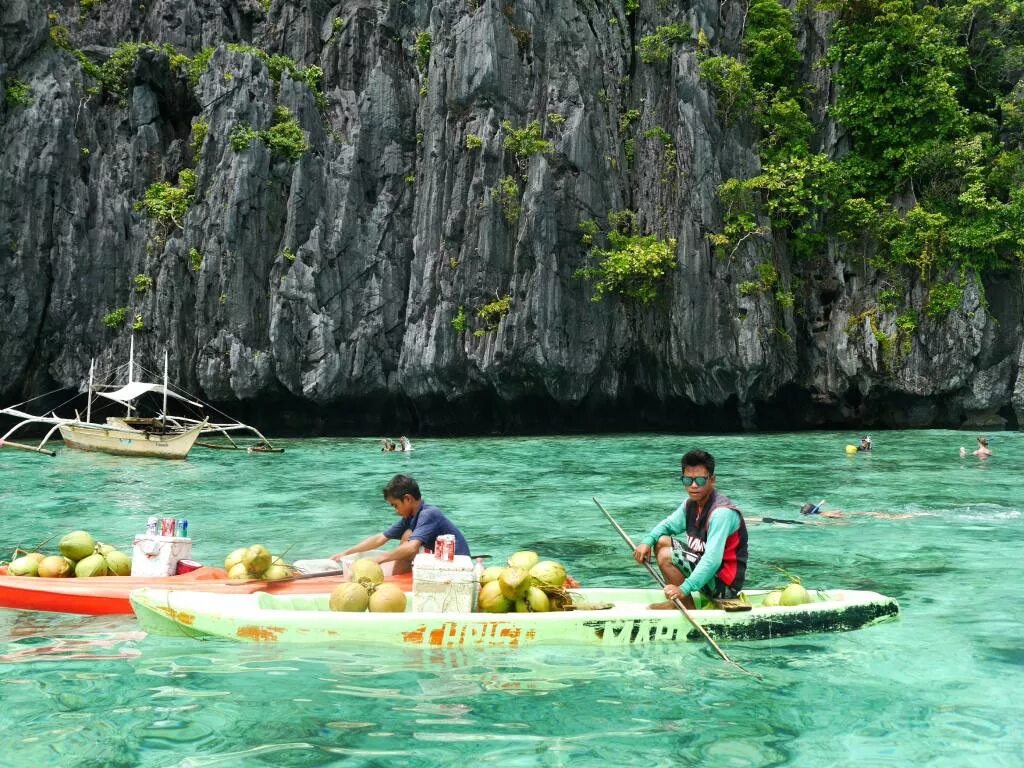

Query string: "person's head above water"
[[978, 436, 988, 447], [800, 501, 824, 515]]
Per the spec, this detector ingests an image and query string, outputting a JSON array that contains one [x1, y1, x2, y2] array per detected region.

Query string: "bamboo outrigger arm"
[[167, 415, 284, 453], [0, 409, 66, 456]]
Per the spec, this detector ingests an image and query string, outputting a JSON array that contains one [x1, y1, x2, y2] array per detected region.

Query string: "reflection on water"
[[2, 431, 1023, 766]]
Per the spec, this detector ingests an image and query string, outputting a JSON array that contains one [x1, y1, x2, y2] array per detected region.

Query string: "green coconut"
[[523, 585, 551, 612], [224, 547, 248, 571], [480, 566, 504, 584], [528, 560, 567, 588], [104, 550, 132, 576], [75, 552, 109, 578], [262, 563, 294, 581], [498, 567, 530, 600], [780, 582, 810, 606], [329, 582, 370, 612], [59, 530, 96, 561], [350, 558, 385, 589], [9, 553, 44, 577], [507, 550, 539, 571], [761, 590, 783, 607], [477, 580, 511, 613], [368, 583, 407, 613], [95, 542, 117, 556], [227, 562, 252, 580], [37, 555, 74, 578], [243, 544, 272, 576]]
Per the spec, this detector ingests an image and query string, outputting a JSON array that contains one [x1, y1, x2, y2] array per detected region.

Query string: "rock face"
[[1, 0, 1020, 434]]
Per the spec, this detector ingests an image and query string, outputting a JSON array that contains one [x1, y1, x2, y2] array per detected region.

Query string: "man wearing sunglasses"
[[633, 449, 747, 609]]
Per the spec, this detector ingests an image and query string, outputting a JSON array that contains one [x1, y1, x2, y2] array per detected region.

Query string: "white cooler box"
[[131, 534, 193, 577], [412, 553, 475, 613]]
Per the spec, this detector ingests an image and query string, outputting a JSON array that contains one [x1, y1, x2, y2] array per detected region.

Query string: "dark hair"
[[978, 437, 988, 446], [682, 449, 715, 476], [800, 503, 817, 515], [383, 474, 421, 500]]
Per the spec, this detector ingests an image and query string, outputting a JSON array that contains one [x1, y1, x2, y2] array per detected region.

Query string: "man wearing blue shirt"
[[633, 450, 748, 608], [332, 474, 469, 574]]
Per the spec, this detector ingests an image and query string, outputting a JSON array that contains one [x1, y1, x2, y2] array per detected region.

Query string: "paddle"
[[593, 496, 761, 680]]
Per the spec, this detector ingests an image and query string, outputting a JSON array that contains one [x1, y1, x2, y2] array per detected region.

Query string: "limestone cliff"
[[1, 0, 1020, 434]]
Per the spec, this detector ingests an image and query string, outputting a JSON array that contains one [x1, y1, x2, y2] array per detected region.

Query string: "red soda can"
[[160, 517, 177, 536], [441, 535, 455, 561]]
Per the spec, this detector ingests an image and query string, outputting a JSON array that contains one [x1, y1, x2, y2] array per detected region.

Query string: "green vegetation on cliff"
[[701, 0, 1024, 314]]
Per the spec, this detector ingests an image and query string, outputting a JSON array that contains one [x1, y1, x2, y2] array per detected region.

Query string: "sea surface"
[[1, 431, 1022, 767]]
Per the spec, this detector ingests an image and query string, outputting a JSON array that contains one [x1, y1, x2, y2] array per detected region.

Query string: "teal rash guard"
[[642, 503, 741, 594]]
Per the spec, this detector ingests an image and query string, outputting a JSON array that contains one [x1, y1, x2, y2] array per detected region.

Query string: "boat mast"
[[86, 358, 94, 423], [127, 335, 134, 417], [162, 350, 169, 430]]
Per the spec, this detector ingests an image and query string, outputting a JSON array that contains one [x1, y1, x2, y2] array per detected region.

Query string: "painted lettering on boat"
[[236, 625, 284, 641], [582, 619, 681, 644], [401, 622, 537, 648]]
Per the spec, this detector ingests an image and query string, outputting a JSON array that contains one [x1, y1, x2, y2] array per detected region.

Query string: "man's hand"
[[663, 584, 683, 602], [633, 544, 651, 564]]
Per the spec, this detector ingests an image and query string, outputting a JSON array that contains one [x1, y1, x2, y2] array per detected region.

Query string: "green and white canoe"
[[129, 587, 899, 647]]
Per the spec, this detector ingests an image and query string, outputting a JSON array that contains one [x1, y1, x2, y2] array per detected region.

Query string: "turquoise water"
[[1, 431, 1022, 767]]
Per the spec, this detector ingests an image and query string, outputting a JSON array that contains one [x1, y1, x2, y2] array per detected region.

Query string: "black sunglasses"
[[680, 475, 711, 487]]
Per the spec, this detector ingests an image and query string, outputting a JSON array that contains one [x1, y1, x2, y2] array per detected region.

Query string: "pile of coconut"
[[477, 550, 573, 613], [6, 530, 131, 578], [329, 559, 407, 613], [224, 545, 295, 581]]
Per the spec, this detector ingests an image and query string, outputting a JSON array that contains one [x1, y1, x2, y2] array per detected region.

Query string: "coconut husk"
[[536, 584, 575, 611]]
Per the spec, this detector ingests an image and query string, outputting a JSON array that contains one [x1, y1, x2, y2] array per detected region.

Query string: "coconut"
[[329, 582, 370, 612], [480, 566, 504, 584], [523, 585, 550, 612], [9, 553, 43, 577], [507, 550, 539, 571], [262, 564, 294, 581], [104, 550, 132, 576], [243, 544, 272, 576], [528, 560, 567, 588], [75, 552, 109, 578], [477, 580, 511, 613], [368, 583, 407, 613], [350, 558, 385, 589], [95, 542, 117, 556], [37, 555, 74, 578], [224, 547, 248, 571], [780, 582, 810, 606], [498, 567, 530, 600], [227, 562, 251, 580], [59, 530, 96, 561], [761, 590, 783, 607]]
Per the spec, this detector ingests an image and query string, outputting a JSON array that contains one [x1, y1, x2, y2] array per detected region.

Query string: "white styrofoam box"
[[412, 553, 475, 613], [131, 534, 193, 577], [338, 551, 395, 577]]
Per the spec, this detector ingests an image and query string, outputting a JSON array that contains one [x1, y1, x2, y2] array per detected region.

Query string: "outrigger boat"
[[129, 587, 899, 647], [0, 337, 280, 458]]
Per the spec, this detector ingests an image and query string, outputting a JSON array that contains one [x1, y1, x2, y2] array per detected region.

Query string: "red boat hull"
[[0, 566, 412, 615]]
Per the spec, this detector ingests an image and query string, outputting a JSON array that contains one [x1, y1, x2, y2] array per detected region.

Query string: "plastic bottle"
[[179, 518, 189, 538]]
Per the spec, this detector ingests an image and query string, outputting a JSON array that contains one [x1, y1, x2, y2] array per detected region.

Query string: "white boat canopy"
[[96, 382, 202, 407]]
